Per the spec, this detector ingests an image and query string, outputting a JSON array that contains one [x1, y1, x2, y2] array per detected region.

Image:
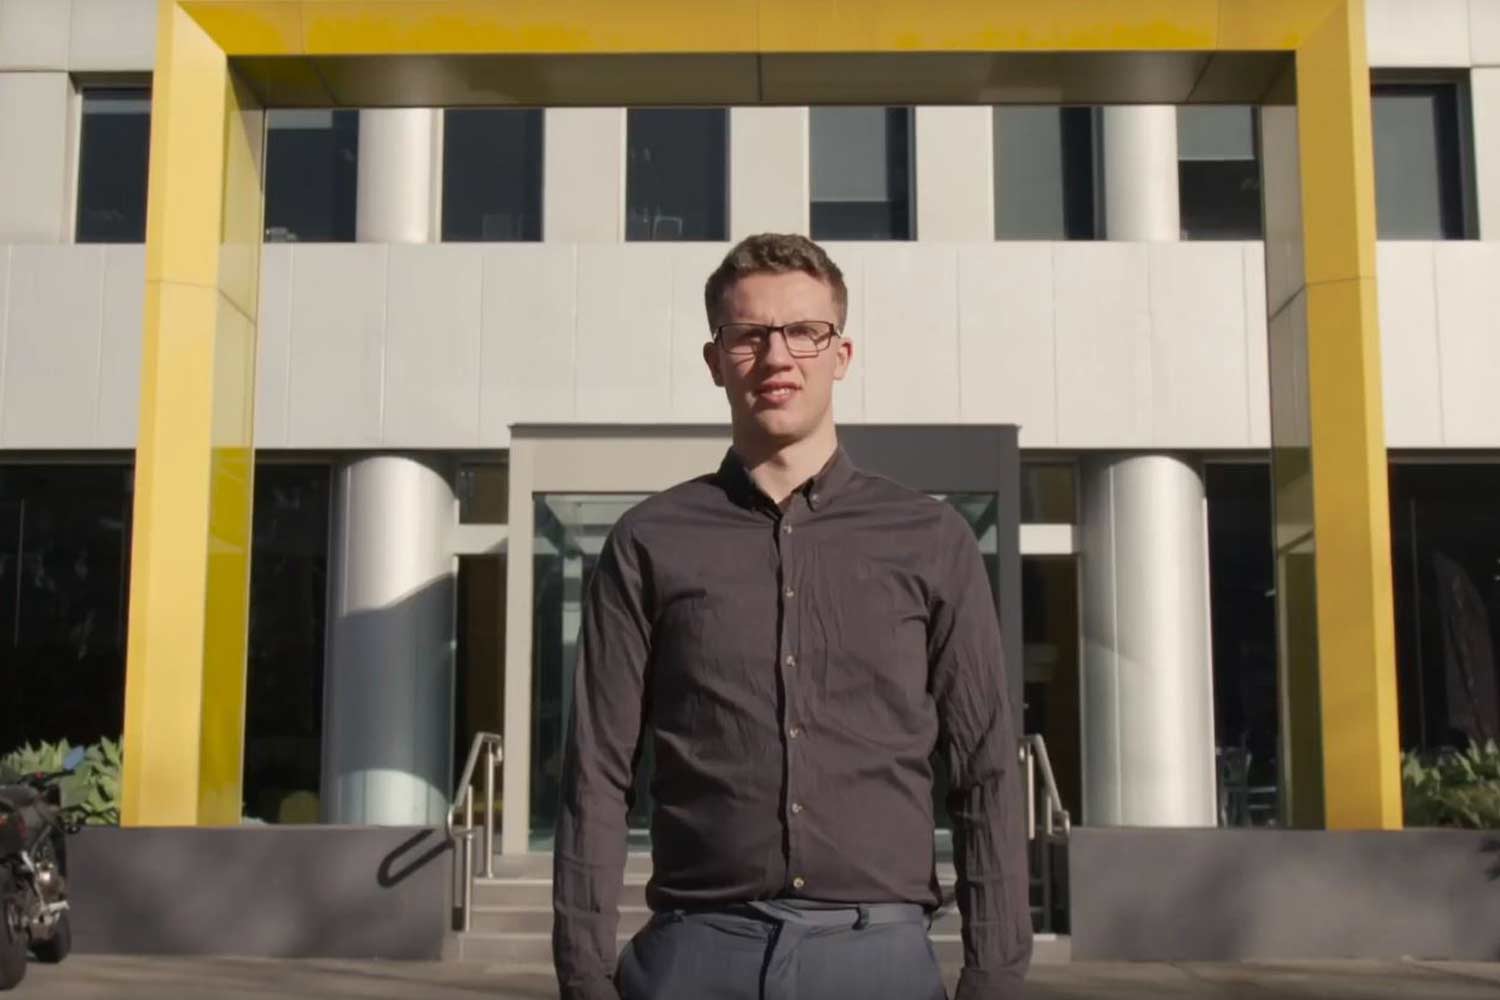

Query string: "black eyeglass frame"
[[711, 320, 842, 358]]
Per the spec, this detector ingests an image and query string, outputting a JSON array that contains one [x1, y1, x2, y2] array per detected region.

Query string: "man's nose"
[[760, 329, 797, 368]]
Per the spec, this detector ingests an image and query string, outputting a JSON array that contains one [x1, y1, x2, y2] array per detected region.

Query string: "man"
[[553, 233, 1031, 1000]]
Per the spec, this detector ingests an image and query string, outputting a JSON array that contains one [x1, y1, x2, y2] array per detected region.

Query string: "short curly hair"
[[703, 233, 848, 330]]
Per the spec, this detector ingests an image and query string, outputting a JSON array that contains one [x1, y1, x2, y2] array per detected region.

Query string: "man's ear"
[[703, 341, 724, 387]]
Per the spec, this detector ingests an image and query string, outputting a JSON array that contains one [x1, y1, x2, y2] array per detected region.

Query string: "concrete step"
[[452, 929, 1071, 965]]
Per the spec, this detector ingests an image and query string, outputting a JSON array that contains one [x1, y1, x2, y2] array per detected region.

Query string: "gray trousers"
[[615, 900, 948, 1000]]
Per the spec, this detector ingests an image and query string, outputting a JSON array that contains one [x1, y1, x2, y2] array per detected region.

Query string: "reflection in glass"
[[1177, 106, 1263, 240], [243, 465, 332, 823], [1205, 464, 1279, 826], [0, 465, 133, 756], [442, 109, 543, 241], [1390, 465, 1500, 752], [532, 495, 651, 847], [810, 107, 914, 240], [626, 109, 727, 241], [264, 110, 359, 242], [76, 90, 151, 243], [1372, 84, 1471, 240], [993, 107, 1098, 240]]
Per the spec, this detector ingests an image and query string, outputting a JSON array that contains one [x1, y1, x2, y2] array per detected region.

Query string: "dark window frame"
[[1371, 75, 1478, 241], [625, 107, 730, 242], [1176, 104, 1265, 241], [74, 85, 152, 244], [809, 106, 917, 242], [440, 107, 545, 242]]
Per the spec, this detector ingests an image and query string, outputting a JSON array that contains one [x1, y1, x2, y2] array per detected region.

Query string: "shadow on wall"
[[1069, 828, 1500, 963], [68, 825, 451, 958], [323, 575, 457, 823]]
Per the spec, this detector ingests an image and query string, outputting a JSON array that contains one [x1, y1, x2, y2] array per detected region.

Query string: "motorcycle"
[[0, 746, 85, 990]]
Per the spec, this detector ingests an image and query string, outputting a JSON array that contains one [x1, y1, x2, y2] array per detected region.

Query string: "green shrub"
[[1402, 740, 1500, 829], [0, 736, 122, 826]]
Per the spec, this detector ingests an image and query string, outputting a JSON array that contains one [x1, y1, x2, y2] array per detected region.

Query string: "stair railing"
[[1020, 733, 1071, 933], [447, 731, 503, 933]]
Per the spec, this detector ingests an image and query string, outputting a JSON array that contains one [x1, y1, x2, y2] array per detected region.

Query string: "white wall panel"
[[1366, 0, 1472, 66], [1375, 242, 1444, 446], [254, 245, 293, 447], [1053, 243, 1152, 446], [384, 244, 481, 445], [69, 0, 154, 71], [828, 245, 866, 421], [0, 248, 8, 431], [1242, 245, 1271, 450], [1, 245, 102, 446], [861, 245, 960, 422], [285, 245, 386, 447], [95, 246, 143, 446], [957, 244, 1056, 445], [670, 244, 730, 422], [1434, 242, 1500, 445], [915, 107, 993, 242], [730, 108, 808, 238], [480, 244, 577, 442], [0, 0, 70, 69], [0, 72, 70, 242], [1147, 242, 1250, 446], [1474, 0, 1500, 65], [544, 109, 624, 243], [574, 244, 673, 421], [1471, 69, 1500, 239]]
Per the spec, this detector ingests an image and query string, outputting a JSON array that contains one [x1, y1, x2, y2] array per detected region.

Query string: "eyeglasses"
[[713, 321, 840, 358]]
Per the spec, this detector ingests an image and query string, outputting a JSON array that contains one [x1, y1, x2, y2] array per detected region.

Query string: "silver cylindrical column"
[[1081, 454, 1217, 827], [1102, 106, 1181, 241], [322, 454, 456, 825], [355, 108, 437, 243]]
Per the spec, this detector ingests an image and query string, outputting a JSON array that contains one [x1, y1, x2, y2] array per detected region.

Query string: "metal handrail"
[[1020, 733, 1070, 935], [447, 731, 503, 933]]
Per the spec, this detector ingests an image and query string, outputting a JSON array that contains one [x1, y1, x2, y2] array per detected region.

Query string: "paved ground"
[[6, 957, 1500, 999]]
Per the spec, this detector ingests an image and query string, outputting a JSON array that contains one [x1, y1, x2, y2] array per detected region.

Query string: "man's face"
[[703, 271, 853, 449]]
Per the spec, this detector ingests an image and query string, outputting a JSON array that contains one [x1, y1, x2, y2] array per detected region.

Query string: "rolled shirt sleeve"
[[927, 510, 1033, 1000]]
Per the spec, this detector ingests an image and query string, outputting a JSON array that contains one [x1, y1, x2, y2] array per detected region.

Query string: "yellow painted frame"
[[125, 0, 1400, 830]]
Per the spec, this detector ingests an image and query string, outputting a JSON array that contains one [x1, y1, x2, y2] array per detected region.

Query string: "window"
[[1372, 83, 1473, 239], [810, 107, 914, 240], [625, 109, 727, 241], [993, 107, 1099, 240], [1204, 464, 1279, 827], [1177, 106, 1263, 240], [76, 89, 151, 243], [264, 110, 359, 242], [1390, 465, 1500, 753], [442, 109, 543, 241], [243, 464, 332, 824]]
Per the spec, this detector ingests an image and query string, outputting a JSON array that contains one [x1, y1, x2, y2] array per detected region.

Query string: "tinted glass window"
[[1177, 106, 1263, 240], [1372, 84, 1470, 239], [264, 110, 359, 242], [625, 109, 727, 241], [442, 109, 543, 241], [76, 90, 151, 243], [810, 107, 914, 240], [993, 106, 1098, 240]]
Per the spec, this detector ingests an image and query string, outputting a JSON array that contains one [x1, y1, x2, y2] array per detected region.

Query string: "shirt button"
[[790, 802, 804, 815], [784, 654, 796, 667], [782, 523, 793, 535], [784, 587, 795, 599], [810, 492, 820, 504], [788, 725, 802, 739], [792, 876, 806, 890]]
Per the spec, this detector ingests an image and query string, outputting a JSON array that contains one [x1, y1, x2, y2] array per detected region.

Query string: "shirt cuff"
[[953, 966, 1027, 1000]]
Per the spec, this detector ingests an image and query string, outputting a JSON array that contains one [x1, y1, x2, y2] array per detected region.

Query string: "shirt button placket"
[[776, 511, 801, 888]]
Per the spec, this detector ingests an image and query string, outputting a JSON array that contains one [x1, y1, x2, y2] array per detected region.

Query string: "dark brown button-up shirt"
[[553, 447, 1032, 1000]]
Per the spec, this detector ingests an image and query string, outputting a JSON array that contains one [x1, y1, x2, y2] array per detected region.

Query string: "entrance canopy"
[[122, 0, 1400, 837]]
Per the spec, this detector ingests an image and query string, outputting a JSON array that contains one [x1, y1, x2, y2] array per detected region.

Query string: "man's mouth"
[[755, 384, 797, 403]]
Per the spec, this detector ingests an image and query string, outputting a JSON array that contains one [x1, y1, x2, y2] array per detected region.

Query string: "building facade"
[[1, 0, 1498, 861]]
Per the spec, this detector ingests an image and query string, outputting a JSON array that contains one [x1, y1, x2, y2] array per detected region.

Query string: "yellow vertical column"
[[121, 1, 264, 826], [1291, 0, 1403, 829]]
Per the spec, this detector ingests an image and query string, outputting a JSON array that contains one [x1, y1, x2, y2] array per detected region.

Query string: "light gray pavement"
[[7, 958, 1500, 999]]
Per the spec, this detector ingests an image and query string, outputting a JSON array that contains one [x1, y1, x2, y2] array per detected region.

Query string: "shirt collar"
[[717, 445, 856, 513]]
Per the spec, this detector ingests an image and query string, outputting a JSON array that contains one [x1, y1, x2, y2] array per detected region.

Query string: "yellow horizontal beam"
[[181, 0, 1340, 57]]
